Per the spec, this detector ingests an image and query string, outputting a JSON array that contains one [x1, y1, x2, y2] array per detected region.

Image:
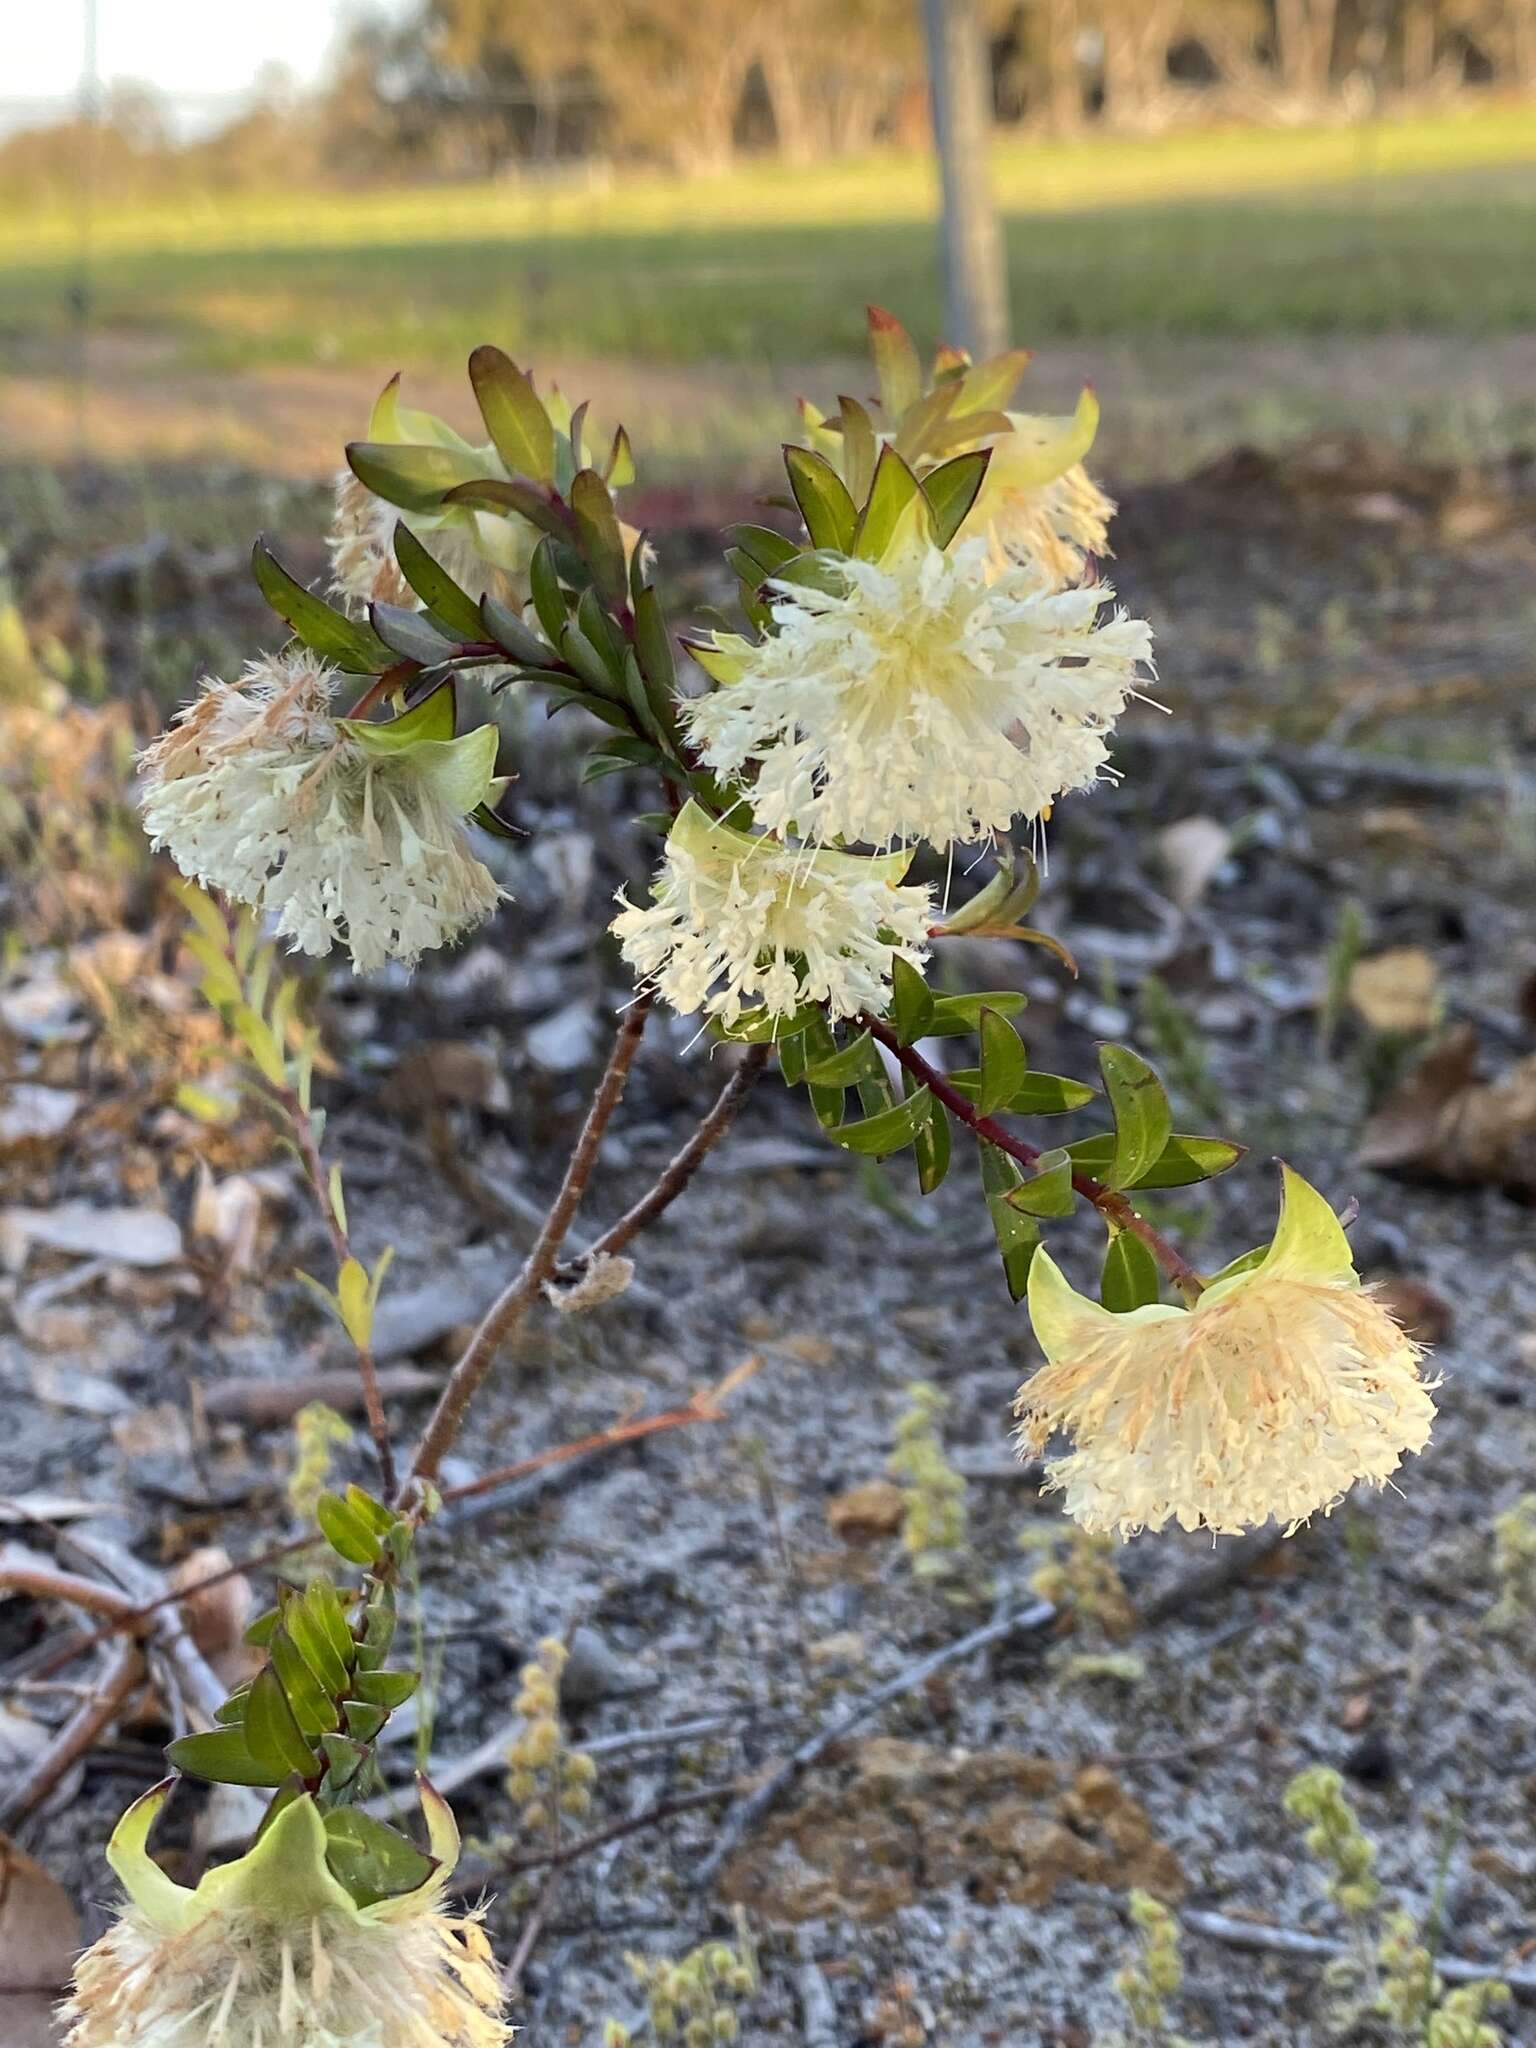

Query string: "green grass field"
[[3, 107, 1536, 375]]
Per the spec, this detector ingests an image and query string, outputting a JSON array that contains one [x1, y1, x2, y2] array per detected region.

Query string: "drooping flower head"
[[64, 1778, 511, 2047], [1014, 1167, 1438, 1539], [958, 390, 1116, 589], [686, 537, 1152, 854], [141, 651, 503, 974], [328, 376, 543, 609], [611, 799, 932, 1026]]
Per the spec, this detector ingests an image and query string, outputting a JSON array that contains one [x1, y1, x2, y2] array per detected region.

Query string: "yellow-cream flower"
[[63, 1780, 511, 2047], [141, 651, 503, 974], [960, 392, 1116, 590], [1013, 1167, 1437, 1539], [611, 799, 931, 1026], [327, 377, 541, 609], [685, 537, 1152, 855]]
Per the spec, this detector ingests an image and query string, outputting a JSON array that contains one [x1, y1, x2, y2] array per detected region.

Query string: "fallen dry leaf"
[[826, 1479, 907, 1545], [0, 1203, 183, 1272], [0, 1835, 80, 2046], [1348, 947, 1439, 1036], [1356, 1025, 1536, 1196], [1157, 816, 1232, 914]]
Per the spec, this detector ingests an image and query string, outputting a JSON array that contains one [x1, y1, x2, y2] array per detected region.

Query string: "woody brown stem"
[[553, 1042, 770, 1281], [402, 993, 654, 1501], [864, 1017, 1206, 1302]]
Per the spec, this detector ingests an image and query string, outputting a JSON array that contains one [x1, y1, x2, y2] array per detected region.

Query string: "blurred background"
[[3, 0, 1535, 510]]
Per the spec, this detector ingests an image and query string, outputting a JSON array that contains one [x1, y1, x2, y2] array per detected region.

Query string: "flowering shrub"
[[85, 308, 1442, 2033]]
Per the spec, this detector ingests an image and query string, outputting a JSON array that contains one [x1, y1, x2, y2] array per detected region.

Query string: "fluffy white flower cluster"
[[612, 801, 932, 1027], [141, 651, 502, 974], [687, 537, 1152, 855], [1014, 1169, 1437, 1538], [65, 1781, 511, 2048]]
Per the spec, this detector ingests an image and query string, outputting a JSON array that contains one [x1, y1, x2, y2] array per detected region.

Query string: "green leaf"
[[1208, 1244, 1266, 1285], [167, 1726, 288, 1788], [1065, 1132, 1244, 1188], [908, 1075, 950, 1195], [783, 446, 859, 552], [838, 394, 878, 499], [710, 1004, 820, 1045], [945, 1069, 1096, 1116], [350, 1668, 419, 1710], [724, 522, 800, 575], [956, 346, 1034, 415], [561, 619, 622, 696], [342, 1698, 390, 1744], [868, 305, 922, 416], [244, 1604, 281, 1649], [922, 450, 991, 548], [215, 1684, 252, 1725], [440, 475, 568, 539], [345, 441, 485, 513], [826, 1086, 931, 1158], [481, 592, 554, 667], [1002, 1154, 1076, 1217], [852, 443, 924, 562], [978, 1146, 1039, 1302], [321, 1733, 369, 1795], [355, 1583, 397, 1671], [803, 1031, 883, 1087], [1097, 1044, 1175, 1191], [889, 955, 935, 1046], [251, 541, 392, 674], [288, 1583, 355, 1697], [570, 467, 628, 605], [392, 524, 486, 637], [926, 991, 1028, 1036], [799, 1014, 846, 1130], [270, 1624, 341, 1738], [343, 1486, 397, 1538], [316, 1491, 382, 1567], [977, 1008, 1029, 1117], [605, 422, 636, 489], [1102, 1231, 1162, 1311], [369, 602, 456, 667], [528, 537, 569, 643], [467, 344, 555, 483], [324, 1808, 436, 1909], [634, 585, 678, 705], [891, 379, 960, 461], [245, 1665, 321, 1782]]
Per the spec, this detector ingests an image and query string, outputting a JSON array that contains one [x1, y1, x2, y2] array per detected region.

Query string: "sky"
[[7, 1, 411, 130]]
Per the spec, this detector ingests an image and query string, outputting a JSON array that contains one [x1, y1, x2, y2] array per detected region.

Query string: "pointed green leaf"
[[977, 1008, 1029, 1117], [711, 1004, 820, 1045], [528, 536, 568, 644], [481, 592, 554, 667], [889, 955, 936, 1046], [570, 468, 628, 605], [167, 1726, 288, 1788], [467, 344, 555, 483], [978, 1146, 1039, 1302], [799, 1014, 846, 1130], [269, 1625, 341, 1740], [1002, 1155, 1076, 1217], [321, 1733, 369, 1795], [316, 1491, 382, 1567], [391, 524, 486, 637], [925, 990, 1027, 1036], [369, 602, 455, 666], [289, 1583, 355, 1696], [838, 394, 878, 499], [324, 1808, 436, 1909], [245, 1665, 321, 1782], [783, 446, 858, 552], [826, 1085, 931, 1158], [945, 1069, 1096, 1116], [1097, 1044, 1175, 1191], [868, 305, 922, 417], [345, 441, 485, 513], [440, 476, 568, 539], [803, 1031, 883, 1088], [251, 541, 393, 673], [351, 1669, 419, 1710], [1065, 1131, 1244, 1188], [852, 443, 925, 562], [922, 450, 992, 548], [1102, 1230, 1162, 1311], [907, 1074, 950, 1195], [342, 1698, 389, 1744]]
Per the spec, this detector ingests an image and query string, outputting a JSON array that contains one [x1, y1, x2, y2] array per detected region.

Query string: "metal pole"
[[921, 0, 1010, 359]]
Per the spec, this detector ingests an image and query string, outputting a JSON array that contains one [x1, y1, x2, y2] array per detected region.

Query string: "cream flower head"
[[64, 1779, 510, 2048], [141, 652, 503, 974], [685, 537, 1152, 855], [327, 377, 542, 609], [959, 392, 1115, 590], [611, 799, 932, 1026], [1014, 1166, 1437, 1539]]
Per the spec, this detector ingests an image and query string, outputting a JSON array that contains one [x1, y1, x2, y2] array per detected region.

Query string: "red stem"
[[864, 1017, 1206, 1303]]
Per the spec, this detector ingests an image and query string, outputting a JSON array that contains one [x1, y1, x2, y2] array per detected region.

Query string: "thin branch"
[[865, 1017, 1207, 1302], [1183, 1909, 1536, 1998], [450, 1782, 742, 1894], [505, 1864, 564, 1997], [554, 1044, 771, 1279], [0, 1637, 144, 1826], [403, 993, 654, 1501], [692, 1596, 1057, 1889], [0, 1546, 139, 1623], [438, 1361, 757, 1508]]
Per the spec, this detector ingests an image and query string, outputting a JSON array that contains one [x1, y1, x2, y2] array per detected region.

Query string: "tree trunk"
[[1043, 0, 1083, 126]]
